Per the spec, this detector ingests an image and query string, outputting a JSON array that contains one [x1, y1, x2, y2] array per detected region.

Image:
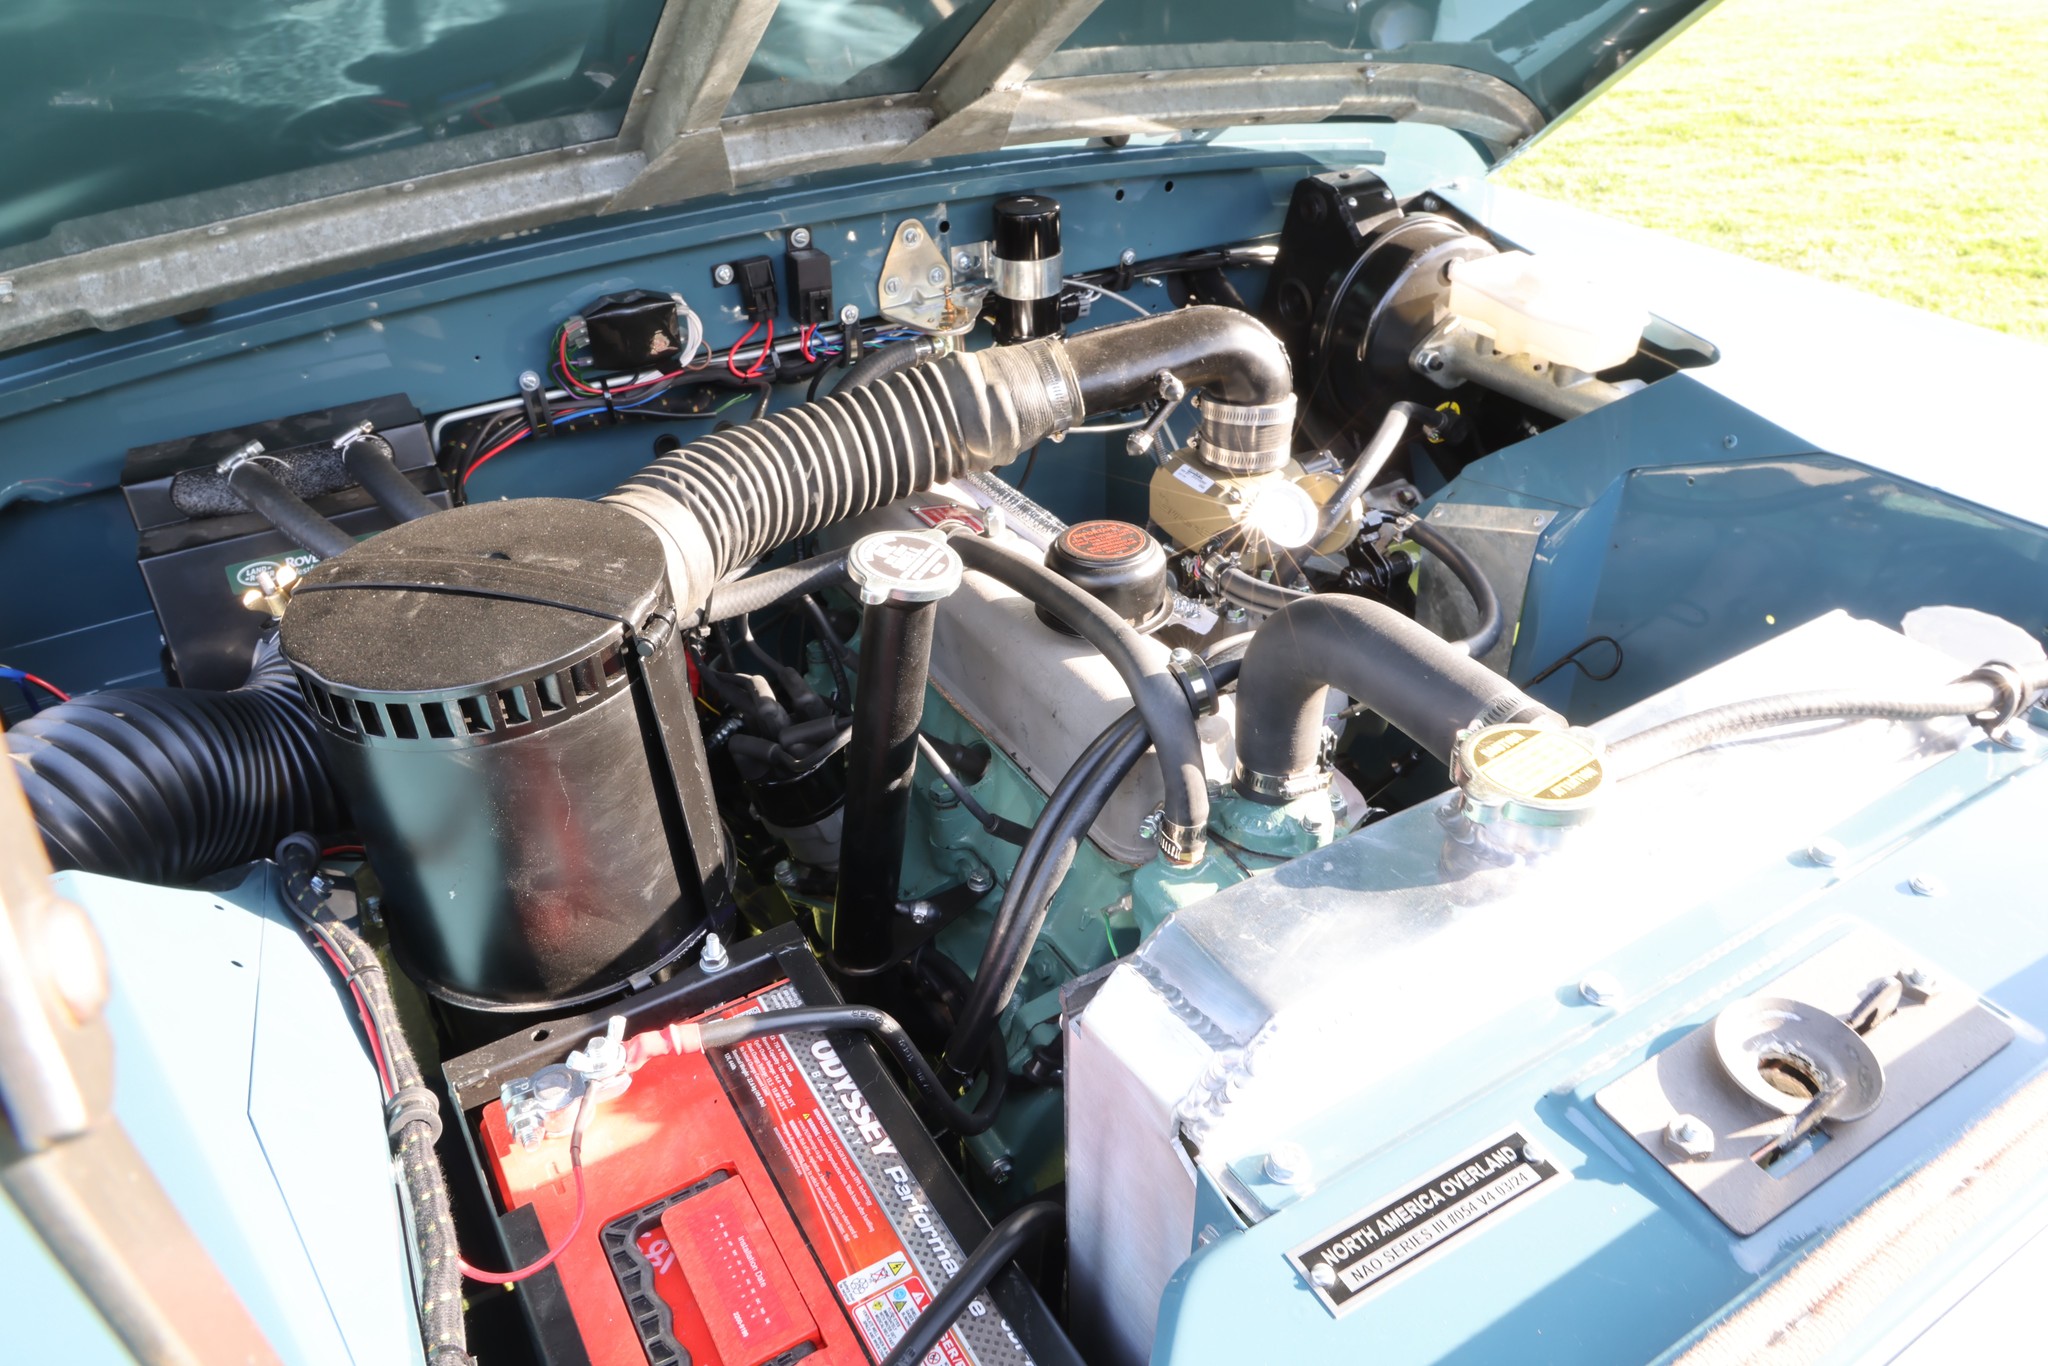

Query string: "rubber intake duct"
[[6, 635, 341, 883]]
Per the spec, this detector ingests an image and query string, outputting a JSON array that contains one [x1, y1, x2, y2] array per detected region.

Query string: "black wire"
[[1013, 442, 1040, 491], [1526, 634, 1625, 687], [878, 1204, 1065, 1366]]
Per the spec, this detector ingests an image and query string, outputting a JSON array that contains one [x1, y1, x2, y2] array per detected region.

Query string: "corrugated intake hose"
[[604, 339, 1083, 612], [1232, 594, 1557, 799], [7, 636, 342, 882]]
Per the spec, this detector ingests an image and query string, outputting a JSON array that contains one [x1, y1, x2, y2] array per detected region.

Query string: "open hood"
[[0, 0, 1711, 351]]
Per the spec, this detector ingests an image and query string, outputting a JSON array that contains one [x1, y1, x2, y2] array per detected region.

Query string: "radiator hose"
[[7, 635, 342, 882], [1232, 594, 1557, 799]]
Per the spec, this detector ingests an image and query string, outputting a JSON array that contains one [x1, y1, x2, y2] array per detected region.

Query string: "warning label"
[[714, 985, 1036, 1366], [1287, 1131, 1562, 1316], [1467, 726, 1603, 803]]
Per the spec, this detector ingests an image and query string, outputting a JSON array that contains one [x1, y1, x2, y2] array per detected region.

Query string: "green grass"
[[1496, 0, 2048, 343]]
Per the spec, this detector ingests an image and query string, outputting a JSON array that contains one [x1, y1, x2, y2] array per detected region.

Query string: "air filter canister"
[[281, 499, 727, 1010]]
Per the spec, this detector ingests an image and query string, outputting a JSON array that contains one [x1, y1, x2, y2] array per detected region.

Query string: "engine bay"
[[5, 146, 2048, 1366]]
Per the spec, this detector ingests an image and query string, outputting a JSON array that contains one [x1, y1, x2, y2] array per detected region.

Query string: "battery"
[[447, 925, 1075, 1366]]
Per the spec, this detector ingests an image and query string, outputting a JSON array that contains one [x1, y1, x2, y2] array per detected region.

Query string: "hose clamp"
[[992, 253, 1064, 301], [1154, 815, 1207, 865], [1231, 762, 1331, 806], [1027, 340, 1080, 435], [1957, 660, 2034, 737], [1196, 396, 1297, 474], [1167, 647, 1219, 718]]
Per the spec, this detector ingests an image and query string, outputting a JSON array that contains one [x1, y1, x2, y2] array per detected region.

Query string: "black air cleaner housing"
[[280, 499, 726, 1010]]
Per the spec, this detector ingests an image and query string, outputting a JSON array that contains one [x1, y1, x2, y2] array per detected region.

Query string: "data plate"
[[1285, 1131, 1563, 1317]]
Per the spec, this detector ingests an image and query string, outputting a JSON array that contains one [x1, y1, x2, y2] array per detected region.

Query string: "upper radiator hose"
[[1233, 595, 1557, 801], [7, 636, 342, 882]]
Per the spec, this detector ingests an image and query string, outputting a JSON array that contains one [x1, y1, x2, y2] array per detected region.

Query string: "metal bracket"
[[1596, 929, 2014, 1235], [878, 219, 991, 336]]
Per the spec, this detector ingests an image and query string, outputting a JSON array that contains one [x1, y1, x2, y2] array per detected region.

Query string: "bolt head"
[[1908, 874, 1943, 898], [1901, 967, 1943, 998], [789, 226, 812, 249], [955, 250, 974, 270], [1224, 604, 1248, 624], [1807, 837, 1845, 867], [989, 1156, 1012, 1183], [907, 901, 936, 925], [712, 263, 735, 287], [1119, 248, 1138, 267], [1663, 1114, 1713, 1161], [699, 932, 729, 972], [1310, 1262, 1339, 1289], [1577, 972, 1622, 1006], [902, 225, 922, 246], [773, 860, 798, 887], [882, 276, 901, 297], [1722, 434, 1740, 450], [926, 265, 947, 286], [838, 302, 860, 326], [517, 370, 541, 392], [966, 867, 994, 894], [1263, 1141, 1311, 1185]]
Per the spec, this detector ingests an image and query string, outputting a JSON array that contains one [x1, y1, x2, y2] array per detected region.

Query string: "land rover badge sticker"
[[1287, 1131, 1563, 1316]]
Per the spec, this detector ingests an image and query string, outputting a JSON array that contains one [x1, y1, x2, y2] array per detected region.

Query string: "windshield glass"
[[0, 0, 664, 257], [728, 0, 998, 116], [0, 0, 1706, 275], [1044, 0, 1700, 110]]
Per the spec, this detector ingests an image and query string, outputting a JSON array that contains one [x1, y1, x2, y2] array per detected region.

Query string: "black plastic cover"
[[583, 289, 687, 371], [784, 245, 833, 326], [1037, 520, 1171, 635]]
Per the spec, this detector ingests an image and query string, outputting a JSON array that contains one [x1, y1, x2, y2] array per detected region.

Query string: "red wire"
[[461, 426, 533, 488], [556, 329, 674, 397], [322, 844, 365, 857], [18, 673, 69, 702], [745, 319, 777, 378], [459, 1128, 589, 1284], [800, 324, 817, 363], [725, 318, 764, 379], [307, 932, 394, 1094]]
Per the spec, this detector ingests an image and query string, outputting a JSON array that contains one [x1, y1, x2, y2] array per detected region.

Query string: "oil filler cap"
[[1039, 520, 1171, 635], [845, 531, 964, 605], [1452, 723, 1605, 827]]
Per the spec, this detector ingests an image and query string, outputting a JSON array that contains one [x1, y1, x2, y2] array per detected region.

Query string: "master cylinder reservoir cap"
[[845, 530, 964, 605], [1451, 722, 1606, 828]]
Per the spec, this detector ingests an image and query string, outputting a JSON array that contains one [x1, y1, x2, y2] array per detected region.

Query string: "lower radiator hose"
[[7, 636, 341, 882]]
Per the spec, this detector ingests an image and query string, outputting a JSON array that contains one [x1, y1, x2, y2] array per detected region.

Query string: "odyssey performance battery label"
[[1287, 1131, 1562, 1317], [715, 985, 1036, 1366]]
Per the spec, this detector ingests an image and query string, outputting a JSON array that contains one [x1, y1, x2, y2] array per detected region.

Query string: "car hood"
[[0, 0, 1713, 351]]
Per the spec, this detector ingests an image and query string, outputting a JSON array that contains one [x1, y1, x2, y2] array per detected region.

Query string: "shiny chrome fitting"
[[1196, 396, 1297, 474], [1154, 815, 1207, 864], [991, 252, 1064, 301]]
